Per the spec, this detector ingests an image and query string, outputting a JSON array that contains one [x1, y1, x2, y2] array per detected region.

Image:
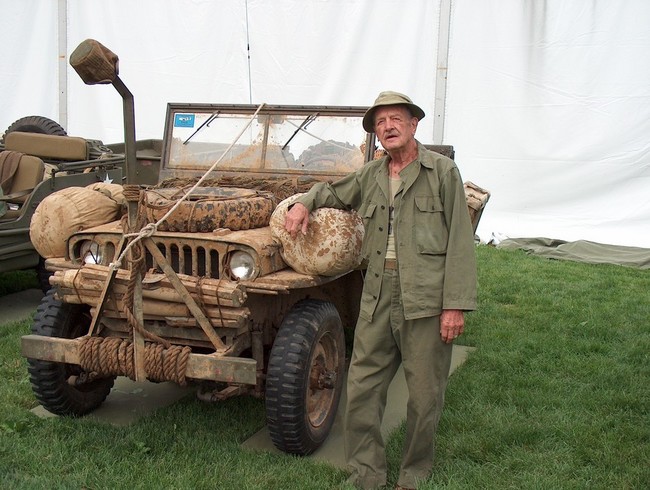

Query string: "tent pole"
[[433, 0, 452, 145], [245, 0, 253, 104], [57, 0, 68, 130]]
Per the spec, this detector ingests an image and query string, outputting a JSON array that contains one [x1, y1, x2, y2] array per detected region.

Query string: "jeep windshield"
[[159, 104, 375, 181]]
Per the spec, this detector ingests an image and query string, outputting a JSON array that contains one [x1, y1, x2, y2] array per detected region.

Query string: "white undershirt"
[[385, 176, 402, 260]]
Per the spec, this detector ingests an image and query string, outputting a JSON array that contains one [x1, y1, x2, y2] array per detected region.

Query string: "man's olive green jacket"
[[297, 142, 477, 322]]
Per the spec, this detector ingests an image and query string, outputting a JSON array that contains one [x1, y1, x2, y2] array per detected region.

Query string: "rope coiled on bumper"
[[78, 336, 192, 386]]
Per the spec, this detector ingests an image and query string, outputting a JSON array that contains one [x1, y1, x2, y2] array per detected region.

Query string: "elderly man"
[[285, 91, 477, 490]]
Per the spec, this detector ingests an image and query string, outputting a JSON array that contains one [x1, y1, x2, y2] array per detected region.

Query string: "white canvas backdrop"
[[1, 1, 59, 120], [66, 0, 439, 143], [446, 0, 650, 248], [1, 0, 649, 248]]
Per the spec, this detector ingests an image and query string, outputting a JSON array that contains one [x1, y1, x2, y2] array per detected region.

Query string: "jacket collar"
[[397, 141, 430, 194], [416, 141, 435, 169], [374, 140, 430, 198]]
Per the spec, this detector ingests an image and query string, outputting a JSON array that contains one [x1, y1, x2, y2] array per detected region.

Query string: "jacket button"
[[376, 250, 381, 255], [381, 205, 385, 210], [379, 227, 383, 232]]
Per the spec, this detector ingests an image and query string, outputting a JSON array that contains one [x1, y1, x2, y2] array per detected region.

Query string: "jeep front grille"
[[71, 235, 220, 279], [145, 239, 220, 278]]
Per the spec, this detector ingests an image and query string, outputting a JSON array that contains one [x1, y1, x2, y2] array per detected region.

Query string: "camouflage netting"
[[270, 194, 364, 276]]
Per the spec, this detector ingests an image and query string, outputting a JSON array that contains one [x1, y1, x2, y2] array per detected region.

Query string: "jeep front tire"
[[265, 299, 345, 455], [27, 290, 115, 416]]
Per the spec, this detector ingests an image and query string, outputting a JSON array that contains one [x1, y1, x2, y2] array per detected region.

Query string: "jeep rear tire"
[[1, 115, 67, 143], [27, 290, 115, 416], [265, 299, 345, 455]]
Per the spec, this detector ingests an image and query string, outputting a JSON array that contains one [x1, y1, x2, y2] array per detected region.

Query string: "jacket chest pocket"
[[414, 195, 448, 254]]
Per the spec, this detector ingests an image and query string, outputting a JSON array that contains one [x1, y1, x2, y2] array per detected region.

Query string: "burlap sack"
[[270, 194, 364, 276], [87, 182, 126, 207], [30, 186, 122, 258]]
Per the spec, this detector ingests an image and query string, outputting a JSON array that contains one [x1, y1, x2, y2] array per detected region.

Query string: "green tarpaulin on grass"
[[497, 238, 650, 270]]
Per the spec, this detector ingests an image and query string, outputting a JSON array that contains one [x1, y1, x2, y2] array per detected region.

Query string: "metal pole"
[[245, 0, 253, 104], [57, 0, 68, 129], [111, 76, 137, 185], [433, 0, 452, 145]]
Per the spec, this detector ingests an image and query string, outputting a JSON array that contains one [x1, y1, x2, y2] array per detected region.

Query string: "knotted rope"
[[118, 188, 171, 349], [78, 336, 192, 386]]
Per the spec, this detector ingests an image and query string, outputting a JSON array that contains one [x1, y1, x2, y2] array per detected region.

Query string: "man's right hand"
[[284, 202, 310, 239]]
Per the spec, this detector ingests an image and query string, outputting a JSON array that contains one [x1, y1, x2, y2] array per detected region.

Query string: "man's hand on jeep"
[[284, 202, 310, 239]]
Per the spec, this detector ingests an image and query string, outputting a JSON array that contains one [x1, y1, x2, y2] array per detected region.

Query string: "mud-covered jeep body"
[[21, 39, 486, 456]]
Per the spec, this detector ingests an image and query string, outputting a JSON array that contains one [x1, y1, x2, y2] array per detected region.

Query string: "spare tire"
[[1, 115, 67, 143], [143, 187, 277, 232]]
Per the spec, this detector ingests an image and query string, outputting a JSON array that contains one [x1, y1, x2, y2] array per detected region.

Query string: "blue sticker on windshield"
[[174, 114, 195, 128]]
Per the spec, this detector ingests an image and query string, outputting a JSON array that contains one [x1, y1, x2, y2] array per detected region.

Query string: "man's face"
[[373, 105, 418, 152]]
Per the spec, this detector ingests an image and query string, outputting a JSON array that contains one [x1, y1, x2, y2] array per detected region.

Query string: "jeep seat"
[[0, 150, 45, 220], [4, 131, 88, 161]]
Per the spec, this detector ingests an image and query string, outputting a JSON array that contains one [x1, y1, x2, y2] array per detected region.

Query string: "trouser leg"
[[344, 270, 401, 489], [394, 314, 453, 489]]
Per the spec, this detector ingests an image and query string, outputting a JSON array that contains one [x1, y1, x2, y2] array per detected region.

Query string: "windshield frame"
[[159, 103, 376, 182]]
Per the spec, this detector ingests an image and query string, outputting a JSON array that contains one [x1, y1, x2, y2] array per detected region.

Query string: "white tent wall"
[[1, 0, 440, 142], [445, 0, 650, 248], [66, 0, 252, 143], [1, 1, 59, 124], [1, 1, 649, 248], [245, 0, 438, 115]]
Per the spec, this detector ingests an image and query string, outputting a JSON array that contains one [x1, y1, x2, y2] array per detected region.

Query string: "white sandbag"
[[270, 194, 364, 276], [30, 186, 121, 258]]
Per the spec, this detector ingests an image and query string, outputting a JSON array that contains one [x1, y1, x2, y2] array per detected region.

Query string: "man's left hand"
[[440, 309, 464, 344]]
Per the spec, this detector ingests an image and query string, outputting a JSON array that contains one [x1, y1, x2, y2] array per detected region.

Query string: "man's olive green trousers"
[[344, 268, 453, 490]]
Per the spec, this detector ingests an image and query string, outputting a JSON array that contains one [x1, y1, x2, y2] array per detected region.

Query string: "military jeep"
[[20, 40, 487, 456]]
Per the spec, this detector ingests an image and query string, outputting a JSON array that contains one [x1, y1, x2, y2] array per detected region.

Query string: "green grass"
[[0, 270, 38, 296], [1, 246, 648, 489]]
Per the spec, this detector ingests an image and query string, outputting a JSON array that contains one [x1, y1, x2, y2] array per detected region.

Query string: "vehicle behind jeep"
[[21, 40, 488, 456], [0, 118, 127, 290]]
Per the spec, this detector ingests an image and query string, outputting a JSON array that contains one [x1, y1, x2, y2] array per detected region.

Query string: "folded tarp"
[[497, 238, 650, 270]]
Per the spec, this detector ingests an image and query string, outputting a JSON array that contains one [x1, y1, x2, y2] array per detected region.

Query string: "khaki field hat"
[[362, 91, 425, 133]]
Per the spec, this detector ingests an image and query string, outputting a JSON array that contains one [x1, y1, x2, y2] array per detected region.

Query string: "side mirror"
[[68, 38, 138, 187], [70, 39, 119, 85]]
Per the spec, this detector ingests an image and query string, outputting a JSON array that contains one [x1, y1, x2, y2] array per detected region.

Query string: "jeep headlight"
[[228, 251, 257, 280], [79, 240, 103, 265]]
